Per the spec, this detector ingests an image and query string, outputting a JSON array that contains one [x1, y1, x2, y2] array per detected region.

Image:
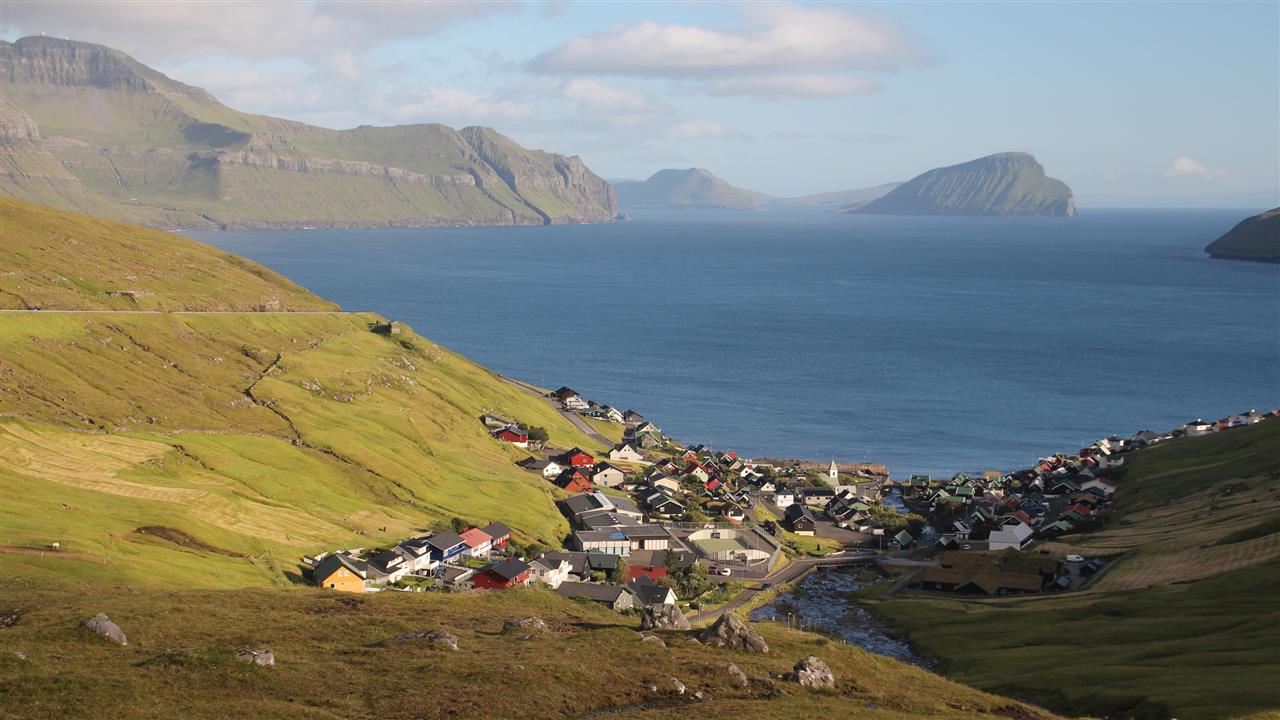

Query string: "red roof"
[[492, 428, 528, 442], [460, 528, 492, 549], [706, 478, 722, 491]]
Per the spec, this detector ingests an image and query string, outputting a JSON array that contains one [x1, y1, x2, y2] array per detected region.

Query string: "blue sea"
[[192, 208, 1279, 476]]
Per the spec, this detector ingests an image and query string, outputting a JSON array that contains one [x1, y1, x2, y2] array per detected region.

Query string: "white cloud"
[[706, 74, 879, 99], [2, 1, 509, 65], [1167, 156, 1226, 178], [561, 79, 669, 115], [666, 121, 727, 141], [531, 5, 924, 77]]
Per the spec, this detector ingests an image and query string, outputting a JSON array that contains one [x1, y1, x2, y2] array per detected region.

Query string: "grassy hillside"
[[868, 421, 1280, 720], [0, 570, 1062, 720], [0, 198, 336, 310], [0, 203, 614, 588], [0, 36, 616, 229], [852, 153, 1075, 217]]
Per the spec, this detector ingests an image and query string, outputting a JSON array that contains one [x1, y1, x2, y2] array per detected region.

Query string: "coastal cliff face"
[[849, 152, 1076, 217], [614, 168, 760, 210], [0, 36, 618, 229], [1205, 208, 1280, 263]]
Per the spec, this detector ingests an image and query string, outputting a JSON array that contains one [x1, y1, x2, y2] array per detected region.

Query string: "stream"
[[749, 566, 928, 667]]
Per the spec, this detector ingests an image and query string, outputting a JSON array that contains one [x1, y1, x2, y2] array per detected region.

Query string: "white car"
[[718, 567, 732, 576], [1065, 554, 1085, 563]]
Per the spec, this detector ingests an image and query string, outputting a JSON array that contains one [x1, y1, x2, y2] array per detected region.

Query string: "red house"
[[558, 448, 595, 467], [556, 467, 592, 493], [480, 521, 512, 548], [473, 559, 530, 590], [491, 427, 529, 446]]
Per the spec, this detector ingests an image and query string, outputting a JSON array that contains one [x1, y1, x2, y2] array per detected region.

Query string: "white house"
[[563, 394, 590, 411], [541, 460, 565, 480], [649, 476, 681, 494], [1080, 477, 1117, 496], [773, 488, 796, 508], [528, 556, 572, 589], [1183, 419, 1213, 437], [987, 521, 1034, 551], [608, 442, 644, 463]]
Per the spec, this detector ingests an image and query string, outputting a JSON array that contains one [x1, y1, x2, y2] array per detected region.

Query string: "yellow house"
[[312, 553, 368, 593]]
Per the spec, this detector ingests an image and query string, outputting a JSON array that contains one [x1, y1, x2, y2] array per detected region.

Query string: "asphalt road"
[[500, 376, 611, 446], [688, 552, 874, 624]]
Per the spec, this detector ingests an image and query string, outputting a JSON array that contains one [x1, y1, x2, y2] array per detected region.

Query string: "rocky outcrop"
[[786, 655, 835, 689], [640, 604, 691, 631], [83, 613, 127, 645], [1205, 208, 1280, 263], [394, 628, 458, 650], [698, 614, 769, 653], [850, 152, 1076, 217], [233, 647, 275, 667]]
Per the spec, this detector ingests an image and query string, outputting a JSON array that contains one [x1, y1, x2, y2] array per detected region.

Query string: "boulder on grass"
[[717, 661, 749, 688], [233, 648, 275, 667], [502, 617, 549, 636], [394, 629, 459, 650], [698, 614, 768, 653], [83, 613, 127, 646], [786, 655, 835, 689], [640, 604, 691, 631]]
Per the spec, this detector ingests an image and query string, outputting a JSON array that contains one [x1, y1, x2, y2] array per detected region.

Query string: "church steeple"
[[828, 458, 839, 481]]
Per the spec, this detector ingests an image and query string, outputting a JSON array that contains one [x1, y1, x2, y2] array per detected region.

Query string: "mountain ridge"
[[0, 36, 618, 230], [849, 152, 1076, 217]]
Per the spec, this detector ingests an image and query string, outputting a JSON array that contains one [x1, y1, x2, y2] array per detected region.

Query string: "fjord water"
[[193, 208, 1279, 475]]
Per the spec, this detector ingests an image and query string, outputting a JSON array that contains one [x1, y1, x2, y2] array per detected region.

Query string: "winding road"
[[500, 375, 611, 446]]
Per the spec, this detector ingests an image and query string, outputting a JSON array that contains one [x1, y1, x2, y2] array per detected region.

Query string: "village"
[[305, 387, 1277, 611]]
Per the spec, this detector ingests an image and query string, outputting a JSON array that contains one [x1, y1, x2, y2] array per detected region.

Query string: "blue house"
[[426, 532, 468, 563]]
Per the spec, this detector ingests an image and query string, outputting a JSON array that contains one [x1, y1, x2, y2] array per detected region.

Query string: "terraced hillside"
[[0, 36, 617, 229], [868, 421, 1280, 720], [0, 201, 610, 588]]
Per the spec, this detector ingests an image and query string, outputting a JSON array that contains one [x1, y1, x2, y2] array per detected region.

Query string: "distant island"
[[613, 168, 761, 211], [1205, 207, 1280, 263], [0, 36, 617, 230], [847, 152, 1076, 217]]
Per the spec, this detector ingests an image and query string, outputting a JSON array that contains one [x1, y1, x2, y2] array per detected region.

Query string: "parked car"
[[718, 567, 732, 576], [1065, 554, 1085, 563]]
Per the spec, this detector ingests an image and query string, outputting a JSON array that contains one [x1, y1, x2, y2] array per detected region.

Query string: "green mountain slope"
[[0, 36, 617, 229], [1205, 207, 1280, 263], [850, 153, 1076, 217], [614, 168, 760, 210], [0, 201, 614, 588], [0, 198, 336, 310], [869, 421, 1280, 720]]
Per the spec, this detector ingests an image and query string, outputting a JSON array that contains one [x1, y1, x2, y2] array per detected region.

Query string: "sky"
[[4, 1, 1278, 205]]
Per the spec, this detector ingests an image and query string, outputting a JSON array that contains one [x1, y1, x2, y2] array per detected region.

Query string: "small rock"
[[394, 628, 459, 650], [640, 604, 691, 631], [786, 655, 835, 690], [661, 674, 686, 695], [639, 633, 666, 648], [698, 614, 768, 653], [0, 610, 21, 629], [233, 647, 275, 667], [83, 613, 127, 646], [13, 651, 26, 660], [693, 690, 707, 701], [502, 616, 549, 635], [717, 661, 749, 688]]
